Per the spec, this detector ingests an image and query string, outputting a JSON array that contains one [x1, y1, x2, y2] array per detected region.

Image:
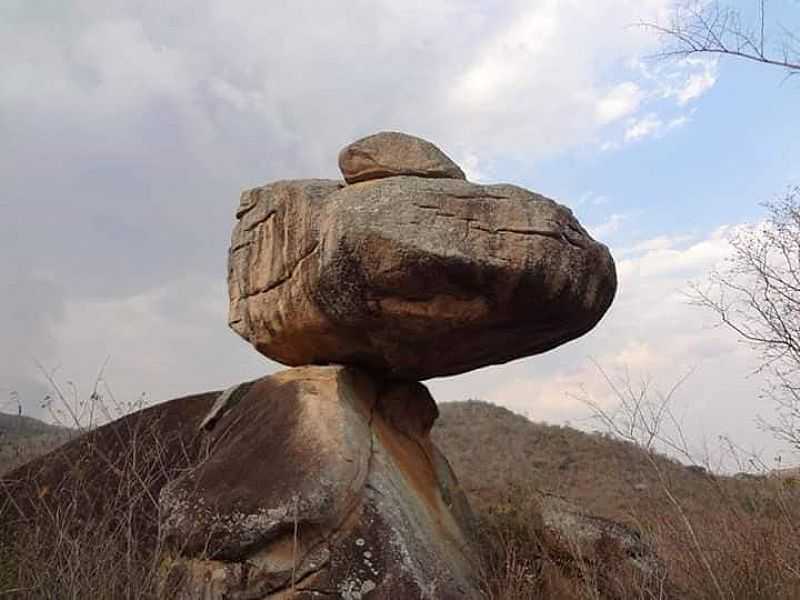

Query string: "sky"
[[1, 0, 798, 469]]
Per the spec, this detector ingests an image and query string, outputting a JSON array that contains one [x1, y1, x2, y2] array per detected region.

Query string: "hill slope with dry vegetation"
[[3, 399, 800, 598], [434, 400, 758, 521], [433, 400, 800, 599], [0, 413, 71, 475]]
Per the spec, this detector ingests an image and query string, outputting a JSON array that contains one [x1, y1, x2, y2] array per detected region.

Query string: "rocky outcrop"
[[338, 131, 466, 184], [229, 171, 616, 380], [537, 491, 665, 580], [220, 132, 614, 594], [1, 132, 622, 600], [160, 366, 479, 599]]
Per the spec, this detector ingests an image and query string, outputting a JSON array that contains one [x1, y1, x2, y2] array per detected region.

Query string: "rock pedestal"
[[160, 366, 479, 599]]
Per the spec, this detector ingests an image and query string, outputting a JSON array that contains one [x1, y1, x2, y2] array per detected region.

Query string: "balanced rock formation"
[[338, 131, 466, 183], [2, 132, 619, 600], [161, 366, 478, 599], [2, 369, 479, 599], [229, 134, 616, 380]]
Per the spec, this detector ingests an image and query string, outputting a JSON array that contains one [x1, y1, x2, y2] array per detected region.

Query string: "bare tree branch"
[[691, 187, 800, 451], [642, 1, 800, 75]]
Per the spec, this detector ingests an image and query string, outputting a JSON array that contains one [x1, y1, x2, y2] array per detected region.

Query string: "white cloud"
[[618, 110, 690, 145], [594, 56, 714, 151], [601, 140, 621, 152], [0, 0, 683, 177], [588, 213, 628, 238], [636, 55, 718, 106], [449, 6, 560, 112], [596, 82, 644, 125], [49, 276, 269, 410], [616, 233, 696, 256], [0, 0, 679, 409], [0, 0, 734, 453], [667, 114, 690, 129], [444, 0, 675, 158], [674, 58, 718, 105], [624, 113, 663, 141], [577, 191, 610, 207], [458, 152, 492, 183]]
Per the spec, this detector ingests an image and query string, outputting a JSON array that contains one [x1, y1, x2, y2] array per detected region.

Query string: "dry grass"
[[0, 413, 72, 476], [0, 434, 69, 477], [0, 391, 214, 599], [474, 485, 672, 600], [435, 400, 800, 600], [471, 479, 800, 599], [2, 398, 800, 598], [1, 424, 176, 598]]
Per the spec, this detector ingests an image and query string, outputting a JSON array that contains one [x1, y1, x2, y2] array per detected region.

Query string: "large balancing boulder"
[[229, 140, 616, 381], [159, 365, 480, 599]]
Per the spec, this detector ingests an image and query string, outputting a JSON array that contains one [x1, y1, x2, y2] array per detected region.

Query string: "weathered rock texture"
[[160, 366, 480, 599], [338, 131, 466, 184], [2, 133, 623, 600], [229, 176, 617, 380], [537, 491, 665, 582]]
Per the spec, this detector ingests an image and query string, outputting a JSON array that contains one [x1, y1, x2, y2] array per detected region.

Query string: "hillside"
[[0, 413, 71, 475], [4, 397, 800, 598], [432, 400, 782, 524], [4, 399, 782, 523], [0, 413, 65, 438]]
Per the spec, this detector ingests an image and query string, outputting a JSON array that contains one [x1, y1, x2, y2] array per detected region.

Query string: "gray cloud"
[[6, 0, 761, 467], [0, 263, 65, 417]]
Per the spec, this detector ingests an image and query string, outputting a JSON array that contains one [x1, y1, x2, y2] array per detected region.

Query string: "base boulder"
[[159, 366, 480, 599]]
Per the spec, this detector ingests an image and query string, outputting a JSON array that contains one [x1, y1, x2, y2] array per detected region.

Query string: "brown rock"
[[229, 176, 616, 380], [338, 131, 466, 184], [537, 491, 666, 581], [2, 369, 479, 599], [160, 366, 480, 599]]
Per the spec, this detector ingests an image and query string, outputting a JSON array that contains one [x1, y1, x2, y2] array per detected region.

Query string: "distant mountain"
[[432, 400, 768, 524], [0, 412, 71, 475], [0, 400, 788, 524], [769, 465, 800, 479], [0, 412, 66, 438]]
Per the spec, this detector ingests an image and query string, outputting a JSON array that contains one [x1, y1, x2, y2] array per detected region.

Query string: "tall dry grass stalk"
[[3, 366, 800, 599], [0, 370, 206, 599], [572, 364, 800, 600]]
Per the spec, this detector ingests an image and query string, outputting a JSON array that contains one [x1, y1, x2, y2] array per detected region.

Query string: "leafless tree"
[[643, 2, 800, 450], [643, 0, 799, 75], [691, 187, 800, 450], [576, 364, 730, 600], [576, 361, 697, 462]]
